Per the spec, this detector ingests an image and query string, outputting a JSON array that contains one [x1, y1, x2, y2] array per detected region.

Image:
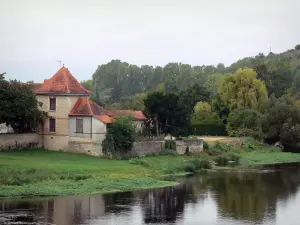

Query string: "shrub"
[[214, 155, 230, 166], [183, 164, 197, 174], [203, 141, 209, 150], [227, 152, 241, 162], [159, 149, 180, 156], [190, 159, 212, 170], [102, 117, 136, 157], [129, 158, 149, 167], [164, 140, 176, 150]]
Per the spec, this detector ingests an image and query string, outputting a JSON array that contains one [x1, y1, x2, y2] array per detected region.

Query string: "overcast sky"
[[1, 0, 299, 82]]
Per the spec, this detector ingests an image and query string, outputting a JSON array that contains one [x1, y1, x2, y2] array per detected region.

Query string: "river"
[[1, 163, 300, 225]]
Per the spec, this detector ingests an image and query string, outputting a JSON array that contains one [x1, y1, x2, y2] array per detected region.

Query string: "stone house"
[[35, 66, 147, 151]]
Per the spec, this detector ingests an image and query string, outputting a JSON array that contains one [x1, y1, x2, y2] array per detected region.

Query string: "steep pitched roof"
[[69, 98, 108, 116], [35, 66, 91, 95], [94, 115, 113, 124], [108, 110, 147, 121]]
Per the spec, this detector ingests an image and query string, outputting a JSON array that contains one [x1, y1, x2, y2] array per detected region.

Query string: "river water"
[[1, 163, 300, 225]]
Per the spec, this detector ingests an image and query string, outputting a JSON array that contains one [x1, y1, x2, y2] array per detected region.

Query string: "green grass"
[[0, 149, 206, 198], [1, 139, 300, 198]]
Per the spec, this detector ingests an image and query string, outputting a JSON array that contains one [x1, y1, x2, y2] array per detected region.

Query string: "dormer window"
[[50, 97, 56, 111]]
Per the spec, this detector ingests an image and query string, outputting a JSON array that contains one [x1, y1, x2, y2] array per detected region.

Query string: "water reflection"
[[1, 163, 300, 225]]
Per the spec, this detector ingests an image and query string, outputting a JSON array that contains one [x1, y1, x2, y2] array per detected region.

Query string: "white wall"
[[92, 117, 107, 143], [69, 116, 92, 138]]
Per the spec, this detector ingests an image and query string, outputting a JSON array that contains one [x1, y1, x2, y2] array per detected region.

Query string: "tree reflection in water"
[[1, 163, 300, 225]]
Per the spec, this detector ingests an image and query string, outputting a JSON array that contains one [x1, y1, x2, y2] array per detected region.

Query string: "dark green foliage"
[[190, 124, 227, 136], [261, 96, 300, 151], [190, 159, 212, 170], [164, 140, 176, 150], [102, 117, 136, 156], [227, 152, 241, 162], [203, 141, 209, 150], [295, 45, 300, 50], [0, 78, 46, 132], [183, 164, 197, 173], [143, 91, 188, 136], [227, 108, 263, 139], [214, 155, 230, 166]]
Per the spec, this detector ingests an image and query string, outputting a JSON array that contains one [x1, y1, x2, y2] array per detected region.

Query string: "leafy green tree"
[[261, 96, 300, 151], [254, 60, 293, 97], [81, 79, 93, 92], [295, 44, 300, 50], [227, 108, 262, 139], [204, 73, 226, 99], [143, 91, 187, 136], [0, 78, 46, 132], [102, 117, 136, 156], [219, 68, 268, 111], [190, 102, 222, 125]]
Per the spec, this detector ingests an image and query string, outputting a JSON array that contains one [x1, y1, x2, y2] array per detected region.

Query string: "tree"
[[143, 91, 187, 136], [226, 108, 262, 139], [254, 60, 293, 97], [261, 96, 300, 151], [204, 73, 226, 99], [0, 78, 46, 132], [0, 72, 5, 80], [190, 102, 222, 125], [102, 117, 136, 156], [219, 68, 268, 111], [81, 79, 93, 92], [295, 44, 300, 50]]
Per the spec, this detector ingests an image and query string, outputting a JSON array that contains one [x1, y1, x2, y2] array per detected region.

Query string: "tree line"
[[82, 44, 300, 152]]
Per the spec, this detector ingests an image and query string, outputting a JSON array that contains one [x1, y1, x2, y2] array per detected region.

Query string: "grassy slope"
[[1, 140, 300, 198], [0, 149, 192, 198]]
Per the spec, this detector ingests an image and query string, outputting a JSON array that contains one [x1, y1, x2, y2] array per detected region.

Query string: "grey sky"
[[1, 0, 299, 82]]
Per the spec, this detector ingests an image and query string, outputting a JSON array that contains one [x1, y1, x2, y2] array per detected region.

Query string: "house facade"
[[35, 66, 146, 151]]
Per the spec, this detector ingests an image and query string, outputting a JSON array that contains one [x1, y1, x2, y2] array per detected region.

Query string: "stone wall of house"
[[68, 140, 103, 156], [0, 133, 39, 150], [175, 139, 203, 154], [132, 141, 164, 156]]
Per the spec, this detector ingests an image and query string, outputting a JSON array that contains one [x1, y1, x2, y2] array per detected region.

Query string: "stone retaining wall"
[[132, 141, 164, 156], [68, 140, 103, 156], [176, 139, 203, 154], [0, 133, 39, 150]]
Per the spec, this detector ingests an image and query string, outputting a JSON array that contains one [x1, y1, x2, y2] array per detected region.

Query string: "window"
[[76, 118, 83, 133], [50, 97, 56, 111], [49, 118, 56, 132]]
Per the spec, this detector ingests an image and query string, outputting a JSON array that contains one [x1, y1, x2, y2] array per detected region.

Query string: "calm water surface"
[[2, 163, 300, 225]]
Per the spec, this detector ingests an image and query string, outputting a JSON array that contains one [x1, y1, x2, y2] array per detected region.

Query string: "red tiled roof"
[[69, 97, 108, 116], [94, 115, 113, 124], [108, 110, 147, 121], [35, 66, 91, 95]]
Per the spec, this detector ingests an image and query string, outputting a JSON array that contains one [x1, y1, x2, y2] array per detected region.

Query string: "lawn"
[[1, 139, 300, 198]]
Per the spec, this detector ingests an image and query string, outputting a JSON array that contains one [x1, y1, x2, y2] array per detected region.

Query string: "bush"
[[203, 141, 209, 150], [159, 149, 180, 156], [164, 140, 176, 150], [190, 159, 212, 170], [183, 164, 197, 174], [102, 117, 136, 157], [227, 152, 241, 162], [129, 158, 149, 167], [214, 155, 230, 166]]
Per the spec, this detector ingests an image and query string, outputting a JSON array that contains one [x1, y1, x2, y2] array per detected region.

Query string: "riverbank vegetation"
[[2, 138, 300, 198]]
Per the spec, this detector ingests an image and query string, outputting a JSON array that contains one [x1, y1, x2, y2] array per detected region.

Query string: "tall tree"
[[0, 78, 46, 132], [219, 68, 268, 111]]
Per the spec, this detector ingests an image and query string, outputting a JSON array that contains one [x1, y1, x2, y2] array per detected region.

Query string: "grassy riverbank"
[[1, 139, 300, 198]]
